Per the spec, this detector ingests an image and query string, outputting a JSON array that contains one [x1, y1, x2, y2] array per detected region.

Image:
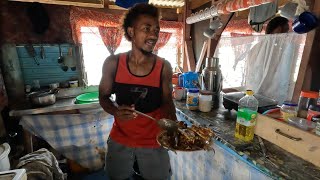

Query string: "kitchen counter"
[[9, 98, 101, 116], [174, 100, 320, 180]]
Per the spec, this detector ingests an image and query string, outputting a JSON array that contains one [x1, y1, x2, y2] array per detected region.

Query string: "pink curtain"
[[98, 26, 122, 55], [154, 32, 172, 53]]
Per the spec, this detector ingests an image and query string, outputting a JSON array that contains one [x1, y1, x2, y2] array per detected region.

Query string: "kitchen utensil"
[[131, 109, 178, 133], [61, 65, 68, 72], [28, 89, 59, 106], [64, 47, 76, 68], [209, 17, 223, 30], [57, 44, 64, 64], [49, 82, 59, 89], [25, 44, 39, 65], [40, 44, 45, 60], [203, 28, 216, 38]]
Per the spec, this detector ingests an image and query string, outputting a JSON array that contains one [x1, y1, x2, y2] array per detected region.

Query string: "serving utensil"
[[131, 109, 178, 133]]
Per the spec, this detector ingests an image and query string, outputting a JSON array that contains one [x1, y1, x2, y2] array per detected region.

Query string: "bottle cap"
[[300, 91, 318, 99], [188, 88, 199, 93], [283, 101, 298, 106], [245, 90, 254, 96]]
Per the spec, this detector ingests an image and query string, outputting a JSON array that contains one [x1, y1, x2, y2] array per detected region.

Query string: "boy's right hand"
[[114, 105, 137, 121]]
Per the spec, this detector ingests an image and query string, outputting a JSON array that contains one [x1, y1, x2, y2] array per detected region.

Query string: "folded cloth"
[[16, 148, 64, 180]]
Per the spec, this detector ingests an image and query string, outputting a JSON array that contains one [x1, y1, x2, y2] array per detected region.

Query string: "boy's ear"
[[128, 27, 134, 38]]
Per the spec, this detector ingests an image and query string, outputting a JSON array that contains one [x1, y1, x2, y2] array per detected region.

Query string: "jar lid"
[[200, 90, 213, 95], [300, 91, 318, 99], [188, 88, 199, 93], [283, 101, 298, 106]]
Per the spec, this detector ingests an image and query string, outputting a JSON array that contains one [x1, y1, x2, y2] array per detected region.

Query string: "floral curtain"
[[70, 7, 122, 43], [70, 7, 183, 49], [98, 26, 123, 55], [154, 32, 172, 53]]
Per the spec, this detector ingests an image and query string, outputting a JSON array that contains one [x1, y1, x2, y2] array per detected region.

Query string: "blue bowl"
[[293, 11, 319, 34]]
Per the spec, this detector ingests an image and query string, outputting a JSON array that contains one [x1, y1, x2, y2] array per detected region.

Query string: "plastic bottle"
[[235, 90, 259, 142], [186, 88, 199, 110]]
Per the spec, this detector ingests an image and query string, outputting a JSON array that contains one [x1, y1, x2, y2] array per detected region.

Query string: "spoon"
[[57, 44, 64, 64], [131, 109, 178, 133]]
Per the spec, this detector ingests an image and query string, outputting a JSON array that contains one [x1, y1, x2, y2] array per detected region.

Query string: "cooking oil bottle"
[[235, 90, 259, 142]]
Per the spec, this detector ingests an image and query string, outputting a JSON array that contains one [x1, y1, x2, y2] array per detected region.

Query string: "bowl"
[[75, 92, 99, 104], [288, 117, 315, 131]]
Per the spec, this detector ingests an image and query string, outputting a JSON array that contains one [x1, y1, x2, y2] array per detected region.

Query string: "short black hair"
[[266, 16, 289, 34], [122, 3, 159, 41]]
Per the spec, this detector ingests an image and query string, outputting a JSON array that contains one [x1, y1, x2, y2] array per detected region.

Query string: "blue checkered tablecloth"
[[20, 111, 114, 170], [169, 140, 272, 180]]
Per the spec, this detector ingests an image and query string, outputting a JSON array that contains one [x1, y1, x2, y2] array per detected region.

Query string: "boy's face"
[[128, 14, 160, 54]]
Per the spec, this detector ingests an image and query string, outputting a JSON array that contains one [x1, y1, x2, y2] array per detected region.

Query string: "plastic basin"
[[75, 92, 99, 104]]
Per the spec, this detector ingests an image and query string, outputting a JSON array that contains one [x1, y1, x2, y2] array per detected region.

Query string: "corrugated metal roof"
[[109, 0, 185, 8]]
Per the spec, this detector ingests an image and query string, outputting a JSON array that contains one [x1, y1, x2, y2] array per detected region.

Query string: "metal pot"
[[29, 89, 59, 106]]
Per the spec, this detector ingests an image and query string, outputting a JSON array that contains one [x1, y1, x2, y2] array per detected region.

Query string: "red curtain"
[[70, 7, 122, 43], [70, 7, 183, 48], [98, 26, 123, 55], [154, 32, 172, 53]]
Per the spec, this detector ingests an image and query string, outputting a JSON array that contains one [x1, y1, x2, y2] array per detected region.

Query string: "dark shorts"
[[105, 138, 171, 180]]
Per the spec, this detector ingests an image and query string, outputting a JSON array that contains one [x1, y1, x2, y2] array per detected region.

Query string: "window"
[[215, 33, 306, 104], [81, 27, 179, 86]]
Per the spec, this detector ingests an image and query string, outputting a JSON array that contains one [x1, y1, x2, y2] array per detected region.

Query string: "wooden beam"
[[183, 0, 195, 72], [185, 40, 196, 71], [292, 0, 319, 102], [8, 0, 104, 8], [195, 41, 208, 72], [190, 0, 211, 10]]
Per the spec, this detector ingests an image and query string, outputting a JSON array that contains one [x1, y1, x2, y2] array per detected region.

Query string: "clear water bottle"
[[235, 90, 259, 142]]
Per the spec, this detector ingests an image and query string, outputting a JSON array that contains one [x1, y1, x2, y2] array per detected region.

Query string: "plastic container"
[[179, 72, 199, 89], [0, 143, 11, 171], [298, 91, 318, 118], [69, 80, 79, 88], [288, 117, 315, 131], [280, 102, 298, 122], [235, 90, 258, 142], [199, 90, 213, 112], [186, 88, 199, 111]]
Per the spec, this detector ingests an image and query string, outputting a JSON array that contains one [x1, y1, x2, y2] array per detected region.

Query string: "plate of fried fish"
[[157, 121, 215, 152]]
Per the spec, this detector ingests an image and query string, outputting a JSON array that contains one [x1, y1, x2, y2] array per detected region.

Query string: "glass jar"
[[298, 91, 318, 118], [199, 90, 213, 112], [281, 102, 298, 122], [186, 88, 199, 111]]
